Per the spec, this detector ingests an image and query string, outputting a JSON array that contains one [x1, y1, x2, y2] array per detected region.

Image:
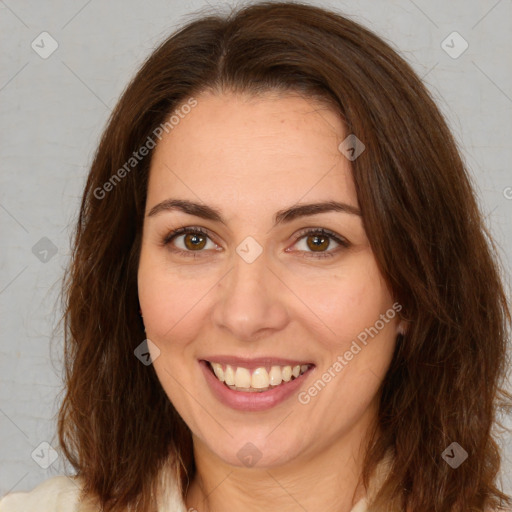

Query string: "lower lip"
[[199, 360, 313, 412]]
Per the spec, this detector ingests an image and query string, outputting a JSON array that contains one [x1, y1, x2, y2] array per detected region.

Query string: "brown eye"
[[163, 227, 217, 257], [183, 232, 207, 250], [291, 228, 350, 259], [306, 234, 330, 252]]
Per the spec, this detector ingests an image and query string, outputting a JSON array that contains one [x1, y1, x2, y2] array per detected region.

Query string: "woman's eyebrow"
[[147, 198, 361, 226]]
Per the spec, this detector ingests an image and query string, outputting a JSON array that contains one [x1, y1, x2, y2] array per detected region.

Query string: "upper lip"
[[201, 356, 314, 370]]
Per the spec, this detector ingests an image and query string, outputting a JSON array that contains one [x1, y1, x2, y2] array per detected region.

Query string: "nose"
[[211, 247, 290, 342]]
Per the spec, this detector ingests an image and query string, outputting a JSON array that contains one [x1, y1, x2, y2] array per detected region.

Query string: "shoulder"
[[0, 464, 187, 512], [0, 475, 85, 512]]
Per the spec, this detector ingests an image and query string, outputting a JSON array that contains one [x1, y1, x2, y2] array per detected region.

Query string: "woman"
[[1, 2, 510, 511]]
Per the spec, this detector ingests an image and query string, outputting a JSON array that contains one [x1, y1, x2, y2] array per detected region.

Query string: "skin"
[[137, 90, 405, 512]]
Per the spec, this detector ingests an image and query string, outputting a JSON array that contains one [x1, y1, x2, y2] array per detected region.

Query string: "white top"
[[2, 474, 510, 512], [2, 451, 505, 512], [0, 474, 369, 512]]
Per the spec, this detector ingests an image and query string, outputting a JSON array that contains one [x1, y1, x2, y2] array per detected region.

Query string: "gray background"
[[1, 0, 511, 498]]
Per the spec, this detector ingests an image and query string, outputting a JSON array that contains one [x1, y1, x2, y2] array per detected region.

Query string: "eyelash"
[[161, 226, 350, 259]]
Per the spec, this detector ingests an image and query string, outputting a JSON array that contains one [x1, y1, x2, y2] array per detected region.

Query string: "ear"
[[397, 319, 408, 336]]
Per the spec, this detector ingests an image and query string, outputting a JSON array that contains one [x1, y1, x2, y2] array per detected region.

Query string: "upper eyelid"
[[165, 226, 348, 249], [163, 226, 209, 242]]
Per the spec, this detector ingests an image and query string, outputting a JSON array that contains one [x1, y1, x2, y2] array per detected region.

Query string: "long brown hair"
[[58, 2, 512, 511]]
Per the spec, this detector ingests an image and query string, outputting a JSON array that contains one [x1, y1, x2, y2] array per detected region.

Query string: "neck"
[[185, 405, 379, 512]]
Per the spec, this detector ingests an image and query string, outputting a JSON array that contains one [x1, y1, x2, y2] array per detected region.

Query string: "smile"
[[207, 361, 313, 392]]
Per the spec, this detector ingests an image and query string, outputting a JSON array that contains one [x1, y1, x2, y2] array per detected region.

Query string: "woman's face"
[[138, 91, 403, 468]]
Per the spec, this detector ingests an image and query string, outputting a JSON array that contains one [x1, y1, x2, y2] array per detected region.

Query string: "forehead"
[[147, 91, 357, 212]]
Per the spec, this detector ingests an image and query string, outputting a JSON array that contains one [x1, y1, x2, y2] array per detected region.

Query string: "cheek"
[[286, 253, 396, 350], [137, 249, 214, 342]]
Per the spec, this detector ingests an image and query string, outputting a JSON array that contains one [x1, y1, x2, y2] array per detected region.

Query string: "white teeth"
[[251, 367, 269, 389], [224, 364, 235, 385], [269, 366, 283, 386], [282, 366, 292, 382], [235, 367, 251, 388], [208, 361, 311, 391], [211, 362, 224, 382]]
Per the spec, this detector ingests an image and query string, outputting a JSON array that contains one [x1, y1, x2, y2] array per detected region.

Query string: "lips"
[[199, 358, 315, 411]]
